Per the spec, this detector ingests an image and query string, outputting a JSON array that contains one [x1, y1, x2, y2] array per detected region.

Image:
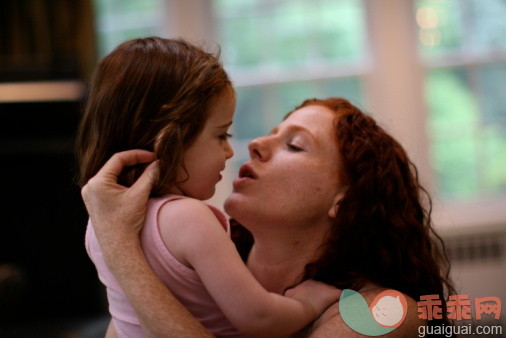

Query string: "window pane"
[[215, 0, 367, 172], [233, 78, 363, 140], [234, 87, 266, 139], [477, 63, 506, 123], [476, 63, 506, 193], [92, 0, 163, 57], [416, 0, 464, 53], [426, 65, 506, 199], [215, 0, 366, 70], [418, 0, 506, 200], [324, 77, 363, 108], [416, 0, 506, 55], [231, 77, 364, 166], [278, 82, 319, 117]]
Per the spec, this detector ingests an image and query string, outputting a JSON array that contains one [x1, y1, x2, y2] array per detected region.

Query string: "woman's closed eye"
[[287, 143, 303, 152]]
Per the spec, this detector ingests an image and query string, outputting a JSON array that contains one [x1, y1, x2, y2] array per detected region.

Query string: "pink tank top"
[[85, 195, 246, 337]]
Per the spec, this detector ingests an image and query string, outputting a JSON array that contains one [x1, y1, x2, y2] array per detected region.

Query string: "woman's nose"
[[248, 136, 270, 161]]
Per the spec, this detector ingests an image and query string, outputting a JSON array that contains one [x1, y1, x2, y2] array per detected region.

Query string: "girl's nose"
[[225, 140, 234, 160], [248, 136, 271, 161]]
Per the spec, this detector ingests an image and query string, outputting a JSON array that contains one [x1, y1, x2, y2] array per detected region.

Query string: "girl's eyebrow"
[[215, 121, 233, 128]]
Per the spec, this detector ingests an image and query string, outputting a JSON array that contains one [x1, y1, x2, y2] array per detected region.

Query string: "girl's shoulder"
[[156, 196, 230, 267], [158, 196, 217, 225], [306, 287, 425, 337], [156, 195, 228, 230]]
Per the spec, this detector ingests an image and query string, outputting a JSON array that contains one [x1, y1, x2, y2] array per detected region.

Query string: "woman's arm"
[[105, 320, 117, 338], [108, 235, 213, 337], [81, 150, 212, 338], [160, 198, 341, 337]]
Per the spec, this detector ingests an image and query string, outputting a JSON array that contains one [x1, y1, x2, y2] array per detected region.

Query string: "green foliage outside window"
[[92, 0, 162, 57], [420, 0, 506, 199], [215, 0, 365, 70], [215, 0, 367, 169]]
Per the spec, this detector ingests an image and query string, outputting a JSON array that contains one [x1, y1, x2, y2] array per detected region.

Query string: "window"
[[213, 0, 367, 168], [92, 0, 164, 57], [416, 0, 506, 200], [91, 0, 506, 228]]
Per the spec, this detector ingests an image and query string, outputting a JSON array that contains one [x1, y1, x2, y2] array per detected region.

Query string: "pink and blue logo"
[[340, 289, 408, 336]]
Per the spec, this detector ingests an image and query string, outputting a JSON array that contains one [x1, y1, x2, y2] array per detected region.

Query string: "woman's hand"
[[285, 280, 342, 316], [81, 150, 213, 337], [81, 149, 157, 268]]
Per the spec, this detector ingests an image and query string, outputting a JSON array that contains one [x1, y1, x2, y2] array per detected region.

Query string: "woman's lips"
[[233, 163, 257, 187], [238, 163, 257, 179], [233, 175, 254, 185]]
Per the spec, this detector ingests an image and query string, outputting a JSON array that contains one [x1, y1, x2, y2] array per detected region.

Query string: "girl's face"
[[173, 87, 236, 200], [224, 104, 346, 229]]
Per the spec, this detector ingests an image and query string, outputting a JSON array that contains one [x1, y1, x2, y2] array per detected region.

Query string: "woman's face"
[[224, 104, 346, 229]]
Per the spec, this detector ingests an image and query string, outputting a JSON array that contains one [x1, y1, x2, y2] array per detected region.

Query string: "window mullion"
[[161, 0, 217, 45], [363, 0, 434, 192]]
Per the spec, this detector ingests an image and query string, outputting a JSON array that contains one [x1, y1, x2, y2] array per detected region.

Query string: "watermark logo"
[[340, 289, 408, 336], [417, 294, 502, 337], [417, 294, 501, 321]]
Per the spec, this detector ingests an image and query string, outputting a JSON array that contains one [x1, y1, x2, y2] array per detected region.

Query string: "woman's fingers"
[[130, 160, 159, 198], [81, 149, 156, 201], [81, 150, 158, 259], [96, 149, 156, 184], [80, 149, 157, 232]]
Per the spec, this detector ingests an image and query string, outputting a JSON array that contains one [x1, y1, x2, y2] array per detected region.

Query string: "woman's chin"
[[223, 192, 246, 217]]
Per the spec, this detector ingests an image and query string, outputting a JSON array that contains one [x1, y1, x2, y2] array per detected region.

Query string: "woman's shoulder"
[[306, 286, 426, 337]]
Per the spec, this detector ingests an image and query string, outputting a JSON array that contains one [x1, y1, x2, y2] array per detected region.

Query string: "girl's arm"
[[160, 199, 341, 337], [81, 150, 213, 338]]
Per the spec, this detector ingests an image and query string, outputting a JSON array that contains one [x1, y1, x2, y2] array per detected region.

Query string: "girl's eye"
[[219, 133, 233, 140], [287, 143, 303, 152]]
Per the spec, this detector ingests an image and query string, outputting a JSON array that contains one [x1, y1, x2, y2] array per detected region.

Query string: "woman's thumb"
[[130, 160, 159, 197]]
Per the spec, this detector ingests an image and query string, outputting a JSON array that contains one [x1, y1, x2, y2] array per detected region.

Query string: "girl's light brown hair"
[[76, 37, 232, 196]]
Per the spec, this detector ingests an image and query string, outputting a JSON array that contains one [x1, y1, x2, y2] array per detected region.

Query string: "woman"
[[82, 98, 454, 337]]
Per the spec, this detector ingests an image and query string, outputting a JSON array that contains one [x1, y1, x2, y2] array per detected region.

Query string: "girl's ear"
[[328, 192, 345, 219]]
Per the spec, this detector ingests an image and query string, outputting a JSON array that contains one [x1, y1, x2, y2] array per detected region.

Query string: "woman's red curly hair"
[[233, 97, 455, 328], [299, 98, 454, 298]]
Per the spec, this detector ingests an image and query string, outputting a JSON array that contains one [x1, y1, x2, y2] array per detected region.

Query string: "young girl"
[[76, 37, 340, 337]]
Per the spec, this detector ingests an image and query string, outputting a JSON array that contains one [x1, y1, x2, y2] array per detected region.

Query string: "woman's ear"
[[328, 192, 345, 219]]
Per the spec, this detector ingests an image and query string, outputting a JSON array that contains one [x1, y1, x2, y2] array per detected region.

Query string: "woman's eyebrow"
[[268, 127, 279, 135], [269, 125, 318, 143], [292, 125, 318, 144]]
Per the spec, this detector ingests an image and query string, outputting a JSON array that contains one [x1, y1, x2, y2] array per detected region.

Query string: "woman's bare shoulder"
[[306, 287, 426, 337]]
